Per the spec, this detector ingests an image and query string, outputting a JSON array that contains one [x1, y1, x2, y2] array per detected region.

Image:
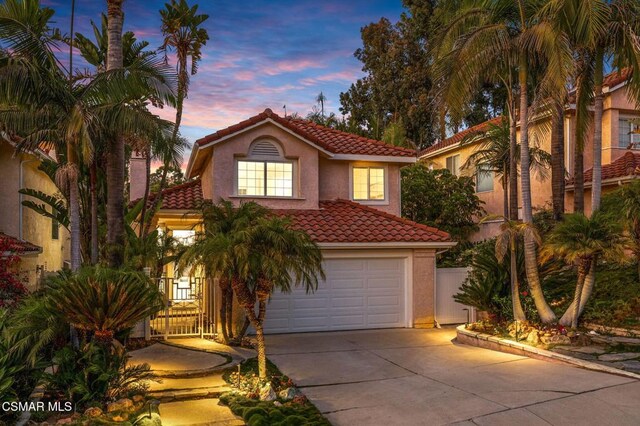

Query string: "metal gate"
[[150, 276, 215, 338], [435, 267, 475, 325]]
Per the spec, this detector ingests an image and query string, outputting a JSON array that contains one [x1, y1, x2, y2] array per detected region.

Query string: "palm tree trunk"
[[225, 289, 234, 340], [502, 172, 509, 220], [571, 258, 591, 329], [559, 259, 596, 325], [509, 105, 518, 221], [219, 287, 229, 343], [69, 168, 82, 272], [518, 55, 556, 323], [573, 77, 585, 214], [106, 0, 126, 268], [551, 101, 565, 221], [138, 147, 152, 238], [254, 322, 267, 379], [511, 238, 526, 321], [90, 161, 99, 264], [591, 48, 604, 213]]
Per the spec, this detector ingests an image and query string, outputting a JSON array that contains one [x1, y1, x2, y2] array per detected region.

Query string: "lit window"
[[172, 229, 195, 245], [619, 118, 640, 148], [237, 160, 293, 197], [353, 167, 385, 201], [446, 155, 460, 176], [476, 163, 494, 192]]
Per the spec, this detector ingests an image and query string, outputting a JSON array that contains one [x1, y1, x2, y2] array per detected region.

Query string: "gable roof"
[[195, 109, 415, 158], [0, 233, 41, 255], [419, 117, 503, 158], [274, 199, 452, 245], [571, 151, 640, 185], [132, 179, 204, 211]]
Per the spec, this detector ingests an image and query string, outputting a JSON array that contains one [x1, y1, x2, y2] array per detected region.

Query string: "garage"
[[263, 256, 408, 334]]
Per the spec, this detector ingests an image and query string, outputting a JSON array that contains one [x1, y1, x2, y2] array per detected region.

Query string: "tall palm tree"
[[105, 0, 126, 267], [145, 0, 209, 235], [541, 211, 627, 328], [316, 91, 327, 116], [432, 0, 572, 322], [485, 215, 541, 321], [461, 118, 551, 219]]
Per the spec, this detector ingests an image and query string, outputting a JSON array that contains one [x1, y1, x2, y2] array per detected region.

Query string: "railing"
[[149, 276, 215, 339]]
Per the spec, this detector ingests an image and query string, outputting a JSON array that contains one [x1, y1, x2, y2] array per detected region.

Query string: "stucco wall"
[[0, 142, 69, 290], [210, 122, 320, 209], [318, 157, 403, 216], [413, 249, 436, 328]]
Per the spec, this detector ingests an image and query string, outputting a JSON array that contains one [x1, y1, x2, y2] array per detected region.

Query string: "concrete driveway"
[[266, 327, 640, 425]]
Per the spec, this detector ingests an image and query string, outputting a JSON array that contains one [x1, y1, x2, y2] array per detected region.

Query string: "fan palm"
[[541, 211, 627, 328], [461, 118, 551, 219], [47, 267, 164, 343]]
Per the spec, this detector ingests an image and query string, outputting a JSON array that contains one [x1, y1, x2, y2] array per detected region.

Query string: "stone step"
[[159, 398, 244, 426], [147, 375, 234, 402]]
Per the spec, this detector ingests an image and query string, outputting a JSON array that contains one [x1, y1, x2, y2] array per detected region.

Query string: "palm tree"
[[105, 0, 126, 267], [178, 201, 269, 344], [0, 2, 174, 270], [146, 0, 209, 232], [238, 216, 324, 378], [432, 0, 573, 322], [541, 211, 627, 328], [484, 215, 541, 321], [461, 118, 551, 219], [316, 91, 327, 116]]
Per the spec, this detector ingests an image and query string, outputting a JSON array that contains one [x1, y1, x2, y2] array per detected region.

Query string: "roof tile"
[[0, 233, 41, 254], [133, 179, 204, 210], [574, 151, 640, 183], [196, 108, 415, 158], [273, 199, 451, 243]]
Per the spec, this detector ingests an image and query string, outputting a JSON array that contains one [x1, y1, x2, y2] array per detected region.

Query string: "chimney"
[[129, 150, 148, 202]]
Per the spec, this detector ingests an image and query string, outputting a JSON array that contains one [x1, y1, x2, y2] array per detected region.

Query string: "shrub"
[[0, 238, 28, 309]]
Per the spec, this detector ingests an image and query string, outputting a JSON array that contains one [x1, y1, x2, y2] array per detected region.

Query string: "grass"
[[220, 357, 331, 426]]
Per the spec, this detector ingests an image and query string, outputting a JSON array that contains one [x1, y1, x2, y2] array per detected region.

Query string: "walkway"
[[129, 339, 254, 426], [265, 327, 640, 426]]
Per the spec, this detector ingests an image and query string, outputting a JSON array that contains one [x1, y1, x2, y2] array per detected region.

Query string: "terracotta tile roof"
[[604, 68, 632, 88], [196, 109, 415, 158], [419, 117, 503, 158], [0, 233, 41, 254], [574, 151, 640, 184], [274, 199, 451, 244], [133, 179, 204, 210]]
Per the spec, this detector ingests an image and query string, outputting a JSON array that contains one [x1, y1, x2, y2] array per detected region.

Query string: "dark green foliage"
[[221, 394, 330, 426], [453, 239, 524, 318], [43, 342, 154, 409], [401, 163, 485, 241]]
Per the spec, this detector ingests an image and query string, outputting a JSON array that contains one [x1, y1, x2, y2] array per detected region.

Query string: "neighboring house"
[[134, 108, 455, 337], [420, 70, 640, 240], [0, 137, 69, 289]]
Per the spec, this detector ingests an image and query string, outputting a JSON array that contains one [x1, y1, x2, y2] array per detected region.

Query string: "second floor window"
[[237, 160, 293, 197], [476, 163, 494, 192], [446, 155, 460, 176], [353, 166, 385, 201], [619, 118, 640, 148]]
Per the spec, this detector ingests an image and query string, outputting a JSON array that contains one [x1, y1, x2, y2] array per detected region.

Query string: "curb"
[[456, 325, 640, 380]]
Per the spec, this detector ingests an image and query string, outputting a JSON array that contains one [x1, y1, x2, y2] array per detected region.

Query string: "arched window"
[[236, 140, 294, 197]]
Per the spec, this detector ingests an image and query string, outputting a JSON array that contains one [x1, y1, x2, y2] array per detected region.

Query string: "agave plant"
[[47, 267, 164, 343]]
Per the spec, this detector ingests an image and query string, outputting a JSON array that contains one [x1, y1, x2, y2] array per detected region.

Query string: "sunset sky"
[[44, 0, 405, 151]]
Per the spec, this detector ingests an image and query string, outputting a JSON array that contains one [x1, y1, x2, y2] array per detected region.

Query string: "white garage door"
[[263, 257, 407, 334]]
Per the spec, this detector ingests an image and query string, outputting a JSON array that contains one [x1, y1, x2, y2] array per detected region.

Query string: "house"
[[419, 70, 640, 240], [0, 137, 69, 289], [133, 108, 455, 337]]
